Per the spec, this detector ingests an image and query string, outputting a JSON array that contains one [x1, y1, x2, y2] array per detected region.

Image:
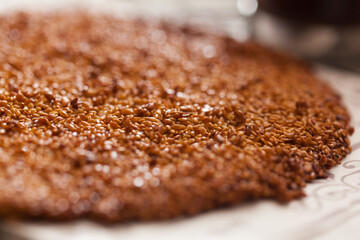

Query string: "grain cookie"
[[0, 12, 353, 222]]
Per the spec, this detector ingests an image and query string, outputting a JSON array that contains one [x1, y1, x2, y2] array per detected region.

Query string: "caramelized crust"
[[0, 12, 352, 222]]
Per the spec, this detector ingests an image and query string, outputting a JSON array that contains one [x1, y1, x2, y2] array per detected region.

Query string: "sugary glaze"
[[0, 12, 353, 221]]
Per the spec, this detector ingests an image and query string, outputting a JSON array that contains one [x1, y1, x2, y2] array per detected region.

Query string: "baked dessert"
[[0, 12, 353, 222]]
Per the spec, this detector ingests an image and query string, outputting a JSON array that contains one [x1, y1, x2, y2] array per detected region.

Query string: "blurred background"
[[250, 0, 360, 72], [1, 0, 359, 72]]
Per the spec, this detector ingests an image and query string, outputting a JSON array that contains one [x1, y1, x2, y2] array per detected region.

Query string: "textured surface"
[[0, 12, 353, 222]]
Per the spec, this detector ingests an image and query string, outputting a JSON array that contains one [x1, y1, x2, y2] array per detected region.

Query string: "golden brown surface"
[[0, 12, 353, 222]]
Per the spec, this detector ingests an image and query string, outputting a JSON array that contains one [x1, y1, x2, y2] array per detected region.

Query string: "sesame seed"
[[133, 177, 144, 187]]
